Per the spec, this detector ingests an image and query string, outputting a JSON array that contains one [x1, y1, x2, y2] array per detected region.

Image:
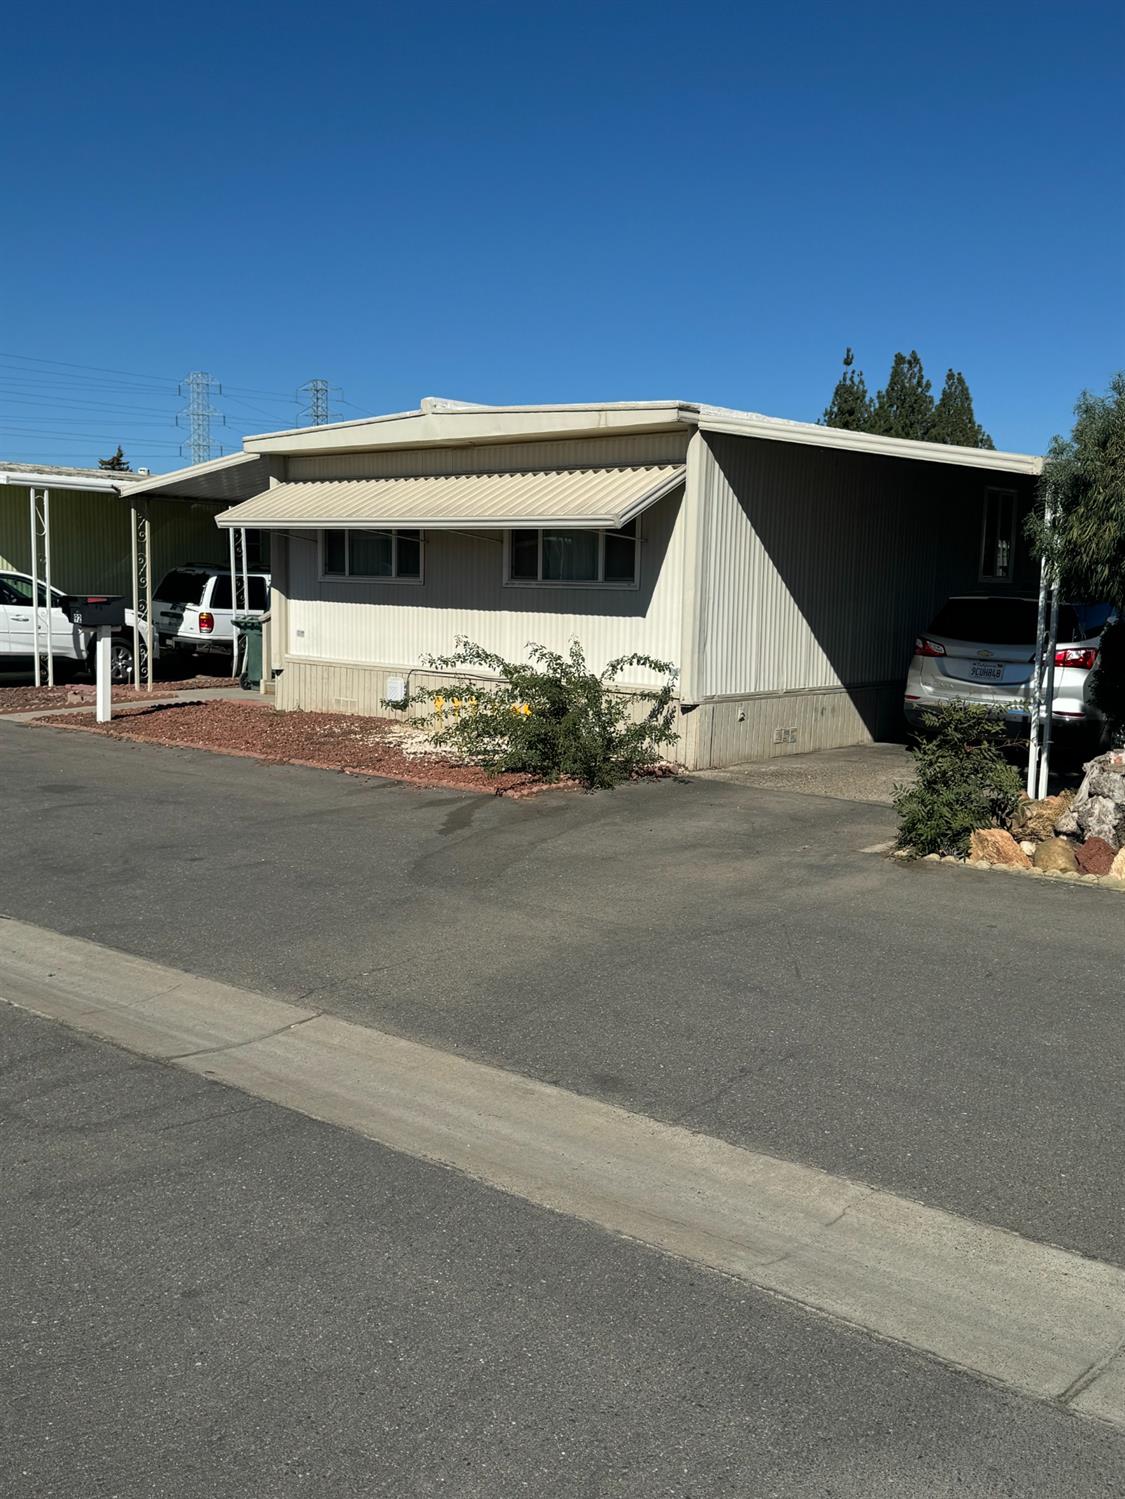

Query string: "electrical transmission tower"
[[177, 371, 223, 463], [298, 378, 338, 425]]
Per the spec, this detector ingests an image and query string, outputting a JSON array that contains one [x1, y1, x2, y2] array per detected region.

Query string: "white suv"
[[153, 566, 271, 664]]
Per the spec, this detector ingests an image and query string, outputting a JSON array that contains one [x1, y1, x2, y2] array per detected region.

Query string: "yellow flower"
[[434, 694, 445, 713]]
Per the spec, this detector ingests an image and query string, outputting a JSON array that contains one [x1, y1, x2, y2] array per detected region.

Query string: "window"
[[156, 570, 208, 606], [980, 488, 1017, 580], [507, 520, 638, 585], [320, 529, 422, 581], [0, 575, 58, 607]]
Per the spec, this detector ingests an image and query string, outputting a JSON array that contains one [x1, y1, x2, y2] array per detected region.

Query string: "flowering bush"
[[399, 638, 679, 789]]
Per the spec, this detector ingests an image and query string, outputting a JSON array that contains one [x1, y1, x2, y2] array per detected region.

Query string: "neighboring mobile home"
[[123, 398, 1043, 769]]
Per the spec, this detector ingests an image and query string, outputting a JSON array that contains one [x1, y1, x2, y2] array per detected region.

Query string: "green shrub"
[[894, 702, 1023, 857], [397, 638, 679, 790]]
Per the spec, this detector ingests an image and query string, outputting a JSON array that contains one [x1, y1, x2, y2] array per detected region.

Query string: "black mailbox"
[[63, 594, 127, 629]]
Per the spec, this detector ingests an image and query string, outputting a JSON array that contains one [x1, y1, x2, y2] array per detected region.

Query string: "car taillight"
[[198, 611, 215, 634], [914, 637, 946, 657], [1054, 647, 1098, 669]]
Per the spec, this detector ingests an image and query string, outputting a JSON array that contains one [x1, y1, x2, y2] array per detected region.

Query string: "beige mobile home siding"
[[688, 434, 1036, 766], [279, 485, 686, 712]]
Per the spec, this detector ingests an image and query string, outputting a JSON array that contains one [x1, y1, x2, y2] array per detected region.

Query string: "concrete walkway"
[[699, 742, 914, 805]]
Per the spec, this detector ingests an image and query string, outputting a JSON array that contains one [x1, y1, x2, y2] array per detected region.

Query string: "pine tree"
[[930, 369, 994, 449], [98, 445, 131, 471], [870, 351, 935, 440], [821, 348, 874, 431]]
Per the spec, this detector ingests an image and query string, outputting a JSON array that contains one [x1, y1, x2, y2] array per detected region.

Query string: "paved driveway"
[[2, 718, 1123, 1268], [700, 742, 914, 805]]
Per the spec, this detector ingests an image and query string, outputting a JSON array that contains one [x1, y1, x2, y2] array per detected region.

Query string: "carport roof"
[[215, 464, 686, 531], [114, 451, 275, 505]]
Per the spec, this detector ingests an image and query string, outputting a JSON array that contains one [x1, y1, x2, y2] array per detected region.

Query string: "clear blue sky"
[[3, 0, 1122, 470]]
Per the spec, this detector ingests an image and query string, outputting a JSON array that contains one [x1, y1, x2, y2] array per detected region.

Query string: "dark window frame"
[[318, 528, 424, 583], [504, 520, 639, 588]]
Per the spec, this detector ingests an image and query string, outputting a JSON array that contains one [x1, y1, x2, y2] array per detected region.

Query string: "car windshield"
[[155, 570, 208, 605], [927, 598, 1110, 646]]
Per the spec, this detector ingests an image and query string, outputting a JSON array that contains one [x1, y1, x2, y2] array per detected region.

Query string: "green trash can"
[[233, 614, 263, 691]]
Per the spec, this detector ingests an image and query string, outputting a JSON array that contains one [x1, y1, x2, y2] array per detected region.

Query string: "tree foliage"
[[397, 638, 679, 789], [822, 349, 993, 447], [820, 348, 874, 431], [894, 702, 1023, 857], [931, 369, 994, 449], [1026, 374, 1125, 609], [97, 446, 131, 471], [871, 350, 934, 439]]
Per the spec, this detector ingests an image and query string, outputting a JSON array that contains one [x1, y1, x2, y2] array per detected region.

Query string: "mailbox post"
[[62, 596, 127, 723]]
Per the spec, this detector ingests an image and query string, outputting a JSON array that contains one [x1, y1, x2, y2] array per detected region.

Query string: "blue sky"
[[3, 0, 1121, 469]]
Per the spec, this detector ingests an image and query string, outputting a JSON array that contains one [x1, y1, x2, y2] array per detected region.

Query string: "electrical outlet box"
[[772, 726, 798, 745]]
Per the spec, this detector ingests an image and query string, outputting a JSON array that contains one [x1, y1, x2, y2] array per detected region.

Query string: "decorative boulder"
[[969, 829, 1031, 868], [1011, 792, 1073, 842], [1033, 837, 1080, 874], [1082, 796, 1124, 848], [1076, 837, 1117, 875]]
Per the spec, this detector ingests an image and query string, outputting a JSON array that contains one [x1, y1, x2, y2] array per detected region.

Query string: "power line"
[[0, 351, 182, 385]]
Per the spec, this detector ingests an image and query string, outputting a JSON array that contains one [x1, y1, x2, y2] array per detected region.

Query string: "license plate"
[[970, 662, 1004, 681]]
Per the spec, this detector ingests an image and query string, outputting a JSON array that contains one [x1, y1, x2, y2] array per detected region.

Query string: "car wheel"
[[90, 635, 148, 686]]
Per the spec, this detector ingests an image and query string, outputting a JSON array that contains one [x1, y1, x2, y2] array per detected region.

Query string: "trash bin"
[[233, 614, 263, 691]]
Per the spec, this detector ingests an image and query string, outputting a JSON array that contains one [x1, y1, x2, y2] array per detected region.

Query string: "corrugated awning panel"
[[216, 465, 685, 530]]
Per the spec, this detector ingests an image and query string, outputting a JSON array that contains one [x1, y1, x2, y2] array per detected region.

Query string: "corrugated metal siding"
[[695, 434, 1035, 700], [284, 487, 685, 687], [285, 431, 691, 481], [0, 489, 227, 593], [219, 465, 684, 530]]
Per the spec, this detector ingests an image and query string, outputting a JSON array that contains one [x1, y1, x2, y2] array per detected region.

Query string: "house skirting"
[[276, 657, 901, 771]]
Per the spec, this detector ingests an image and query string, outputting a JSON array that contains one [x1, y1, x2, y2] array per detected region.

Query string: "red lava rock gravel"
[[0, 679, 226, 715], [32, 699, 575, 797]]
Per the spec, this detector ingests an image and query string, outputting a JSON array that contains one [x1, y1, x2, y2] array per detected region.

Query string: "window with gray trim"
[[320, 529, 422, 580], [506, 520, 638, 585]]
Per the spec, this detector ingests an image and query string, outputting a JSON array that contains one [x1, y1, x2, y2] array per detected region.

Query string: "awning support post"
[[27, 488, 51, 687], [131, 502, 152, 690]]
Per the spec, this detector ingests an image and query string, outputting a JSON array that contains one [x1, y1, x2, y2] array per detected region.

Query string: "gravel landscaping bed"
[[0, 679, 226, 715], [30, 699, 584, 796]]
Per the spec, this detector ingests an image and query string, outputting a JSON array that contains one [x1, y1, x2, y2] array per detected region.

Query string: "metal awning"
[[215, 464, 686, 531]]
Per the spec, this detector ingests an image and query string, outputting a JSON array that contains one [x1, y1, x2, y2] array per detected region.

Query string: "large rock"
[[1011, 792, 1073, 841], [1081, 796, 1124, 848], [1076, 837, 1117, 875], [1087, 771, 1125, 805], [969, 828, 1031, 868], [1033, 837, 1079, 874]]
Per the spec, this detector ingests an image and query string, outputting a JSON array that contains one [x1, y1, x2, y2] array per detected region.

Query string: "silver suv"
[[904, 595, 1114, 752]]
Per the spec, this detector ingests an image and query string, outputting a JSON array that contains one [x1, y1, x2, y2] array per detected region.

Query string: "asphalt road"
[[6, 1003, 1125, 1498], [3, 721, 1123, 1266]]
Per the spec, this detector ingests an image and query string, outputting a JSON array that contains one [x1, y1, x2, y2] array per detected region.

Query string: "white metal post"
[[144, 512, 153, 691], [1027, 499, 1053, 796], [241, 527, 249, 613], [28, 489, 41, 686], [228, 526, 239, 677], [95, 626, 112, 722], [131, 505, 141, 690], [42, 489, 53, 688], [1037, 582, 1061, 799]]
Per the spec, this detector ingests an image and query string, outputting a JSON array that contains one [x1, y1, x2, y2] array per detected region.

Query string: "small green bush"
[[401, 638, 679, 789], [894, 702, 1023, 857]]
